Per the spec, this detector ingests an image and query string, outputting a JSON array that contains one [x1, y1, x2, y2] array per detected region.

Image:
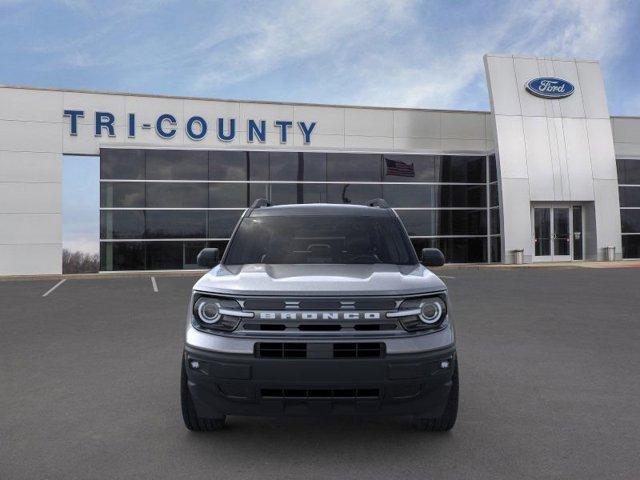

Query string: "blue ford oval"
[[526, 77, 575, 99]]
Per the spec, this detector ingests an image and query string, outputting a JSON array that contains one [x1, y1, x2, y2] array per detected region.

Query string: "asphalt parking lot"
[[1, 266, 639, 480]]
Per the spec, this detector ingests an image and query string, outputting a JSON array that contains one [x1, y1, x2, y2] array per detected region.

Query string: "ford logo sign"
[[525, 77, 575, 99]]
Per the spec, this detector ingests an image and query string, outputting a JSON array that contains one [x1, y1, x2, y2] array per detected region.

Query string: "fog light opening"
[[189, 360, 200, 370], [440, 360, 450, 369]]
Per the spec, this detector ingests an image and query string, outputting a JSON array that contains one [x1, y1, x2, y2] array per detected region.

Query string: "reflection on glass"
[[621, 210, 640, 233], [534, 208, 551, 256], [572, 206, 583, 260], [100, 183, 145, 208], [208, 210, 243, 238], [269, 152, 300, 181], [100, 210, 144, 239], [210, 151, 247, 180], [327, 154, 381, 181], [146, 183, 208, 208], [619, 186, 640, 207], [553, 208, 570, 256], [145, 211, 206, 238], [617, 159, 640, 185], [146, 150, 208, 180], [210, 183, 248, 208], [326, 184, 382, 205], [100, 149, 145, 179]]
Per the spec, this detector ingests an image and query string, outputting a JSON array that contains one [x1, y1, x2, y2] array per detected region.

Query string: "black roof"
[[248, 203, 393, 217]]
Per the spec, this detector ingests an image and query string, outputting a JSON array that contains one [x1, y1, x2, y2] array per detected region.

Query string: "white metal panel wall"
[[0, 88, 64, 275], [485, 54, 621, 262], [612, 117, 640, 158]]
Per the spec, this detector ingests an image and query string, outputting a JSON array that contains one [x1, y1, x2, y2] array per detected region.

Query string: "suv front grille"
[[256, 342, 385, 359], [261, 388, 380, 399], [242, 298, 397, 311]]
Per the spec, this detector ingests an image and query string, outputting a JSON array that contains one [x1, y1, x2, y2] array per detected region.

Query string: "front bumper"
[[183, 340, 456, 418]]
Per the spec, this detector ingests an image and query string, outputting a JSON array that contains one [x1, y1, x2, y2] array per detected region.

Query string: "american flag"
[[385, 157, 415, 177]]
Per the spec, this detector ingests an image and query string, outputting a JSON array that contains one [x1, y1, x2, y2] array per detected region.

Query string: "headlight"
[[192, 295, 248, 332], [390, 295, 447, 331], [418, 298, 445, 325], [195, 298, 222, 324]]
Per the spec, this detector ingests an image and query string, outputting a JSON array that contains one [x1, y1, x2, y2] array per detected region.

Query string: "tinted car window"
[[224, 215, 417, 265]]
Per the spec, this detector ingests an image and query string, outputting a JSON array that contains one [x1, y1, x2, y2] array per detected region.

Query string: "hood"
[[193, 263, 446, 297]]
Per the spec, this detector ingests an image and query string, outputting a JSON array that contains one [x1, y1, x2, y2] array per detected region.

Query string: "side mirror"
[[197, 248, 220, 268], [421, 248, 445, 267]]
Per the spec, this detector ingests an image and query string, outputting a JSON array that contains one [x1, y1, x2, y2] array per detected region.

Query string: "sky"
[[2, 0, 640, 253]]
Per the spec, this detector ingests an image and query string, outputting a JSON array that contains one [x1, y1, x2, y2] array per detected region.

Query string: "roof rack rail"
[[366, 198, 390, 208], [250, 198, 271, 209]]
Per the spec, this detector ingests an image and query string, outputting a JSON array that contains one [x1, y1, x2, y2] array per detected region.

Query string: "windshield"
[[223, 214, 417, 265]]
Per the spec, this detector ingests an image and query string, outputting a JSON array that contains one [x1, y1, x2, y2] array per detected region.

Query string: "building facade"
[[1, 53, 639, 274]]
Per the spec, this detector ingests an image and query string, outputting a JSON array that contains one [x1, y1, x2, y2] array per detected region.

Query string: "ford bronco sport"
[[181, 199, 458, 431]]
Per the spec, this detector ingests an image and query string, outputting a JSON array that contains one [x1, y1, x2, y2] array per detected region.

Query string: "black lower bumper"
[[183, 344, 456, 417]]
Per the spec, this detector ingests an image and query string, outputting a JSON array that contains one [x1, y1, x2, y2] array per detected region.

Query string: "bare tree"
[[62, 249, 99, 274]]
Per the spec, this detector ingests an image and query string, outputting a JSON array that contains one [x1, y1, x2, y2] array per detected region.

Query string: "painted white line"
[[151, 276, 158, 292], [438, 275, 456, 279], [42, 279, 66, 297]]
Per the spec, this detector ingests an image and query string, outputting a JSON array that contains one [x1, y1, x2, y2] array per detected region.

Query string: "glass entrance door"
[[552, 208, 571, 261], [533, 206, 581, 262]]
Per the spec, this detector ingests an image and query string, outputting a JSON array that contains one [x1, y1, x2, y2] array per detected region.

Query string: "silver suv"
[[181, 199, 458, 431]]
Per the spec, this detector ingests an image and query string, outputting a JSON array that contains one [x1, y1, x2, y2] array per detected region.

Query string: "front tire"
[[413, 360, 459, 432], [181, 361, 226, 431]]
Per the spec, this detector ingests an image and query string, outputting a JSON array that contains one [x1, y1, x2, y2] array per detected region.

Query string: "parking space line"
[[438, 275, 456, 279], [151, 276, 158, 292], [42, 279, 66, 297]]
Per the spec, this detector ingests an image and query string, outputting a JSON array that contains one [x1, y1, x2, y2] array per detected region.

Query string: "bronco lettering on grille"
[[258, 312, 381, 320]]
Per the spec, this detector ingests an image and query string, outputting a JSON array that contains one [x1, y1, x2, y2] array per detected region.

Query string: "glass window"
[[383, 155, 435, 182], [622, 235, 640, 259], [436, 156, 485, 183], [396, 210, 487, 236], [489, 183, 499, 206], [224, 215, 417, 265], [411, 237, 488, 263], [145, 150, 208, 180], [301, 183, 326, 203], [210, 183, 248, 208], [621, 210, 640, 233], [100, 242, 146, 270], [250, 183, 269, 204], [302, 153, 326, 181], [184, 242, 208, 267], [435, 185, 486, 208], [100, 211, 144, 239], [270, 183, 300, 205], [490, 236, 501, 263], [146, 241, 183, 270], [249, 152, 269, 181], [210, 151, 248, 180], [146, 183, 208, 208], [617, 159, 640, 185], [269, 152, 300, 181], [208, 210, 243, 238], [100, 149, 145, 179], [490, 209, 500, 234], [100, 182, 145, 208], [327, 154, 381, 181], [383, 184, 430, 208], [489, 155, 497, 182], [619, 186, 640, 207], [145, 211, 206, 238], [326, 184, 382, 205]]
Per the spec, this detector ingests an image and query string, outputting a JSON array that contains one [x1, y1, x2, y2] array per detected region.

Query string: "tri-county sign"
[[525, 77, 575, 99], [63, 110, 317, 144]]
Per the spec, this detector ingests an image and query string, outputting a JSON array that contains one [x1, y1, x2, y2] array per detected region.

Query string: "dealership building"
[[1, 53, 640, 275]]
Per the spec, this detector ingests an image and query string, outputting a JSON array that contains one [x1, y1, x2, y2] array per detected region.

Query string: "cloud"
[[6, 0, 633, 112]]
